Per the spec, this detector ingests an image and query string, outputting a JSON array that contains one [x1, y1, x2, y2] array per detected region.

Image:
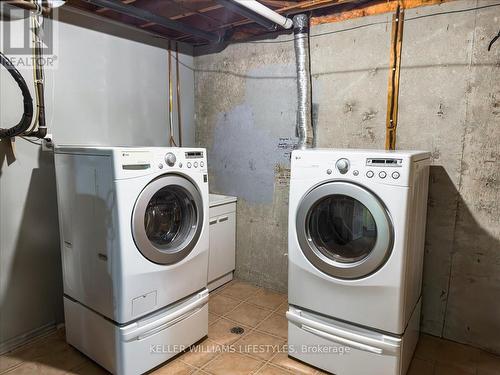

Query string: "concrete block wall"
[[194, 0, 500, 353]]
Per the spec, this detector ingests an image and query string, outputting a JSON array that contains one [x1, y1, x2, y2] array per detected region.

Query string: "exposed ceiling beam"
[[95, 0, 136, 13], [145, 0, 360, 33], [210, 0, 361, 32], [175, 0, 367, 42], [215, 0, 279, 31], [94, 1, 225, 20], [83, 0, 222, 42], [258, 0, 296, 7], [117, 0, 362, 41]]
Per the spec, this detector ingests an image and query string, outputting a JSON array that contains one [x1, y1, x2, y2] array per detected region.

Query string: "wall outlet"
[[42, 134, 54, 152]]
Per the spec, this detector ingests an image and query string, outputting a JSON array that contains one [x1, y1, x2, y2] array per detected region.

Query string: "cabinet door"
[[208, 212, 236, 282]]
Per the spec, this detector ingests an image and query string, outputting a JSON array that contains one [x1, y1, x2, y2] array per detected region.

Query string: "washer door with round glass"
[[132, 175, 203, 265], [296, 181, 393, 279]]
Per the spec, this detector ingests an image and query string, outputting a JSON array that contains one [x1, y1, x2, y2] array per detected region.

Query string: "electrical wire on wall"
[[175, 42, 182, 147], [0, 0, 48, 141], [25, 1, 47, 138], [0, 52, 34, 138], [167, 41, 177, 147], [488, 30, 500, 51]]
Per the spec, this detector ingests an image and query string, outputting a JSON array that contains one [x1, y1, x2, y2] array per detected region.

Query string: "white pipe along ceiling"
[[231, 0, 293, 29]]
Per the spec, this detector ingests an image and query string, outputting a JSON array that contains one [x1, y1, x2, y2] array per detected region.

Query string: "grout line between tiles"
[[1, 362, 25, 374], [207, 285, 322, 374]]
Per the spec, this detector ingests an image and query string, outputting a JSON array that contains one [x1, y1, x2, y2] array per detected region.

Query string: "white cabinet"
[[208, 194, 237, 291]]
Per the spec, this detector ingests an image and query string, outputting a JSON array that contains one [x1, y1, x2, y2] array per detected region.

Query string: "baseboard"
[[0, 321, 58, 355], [208, 272, 233, 291]]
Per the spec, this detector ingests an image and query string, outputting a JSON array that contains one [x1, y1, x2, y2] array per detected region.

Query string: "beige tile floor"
[[1, 280, 500, 375]]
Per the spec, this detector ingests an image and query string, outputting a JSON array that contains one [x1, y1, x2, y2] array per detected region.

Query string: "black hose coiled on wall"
[[0, 52, 34, 139]]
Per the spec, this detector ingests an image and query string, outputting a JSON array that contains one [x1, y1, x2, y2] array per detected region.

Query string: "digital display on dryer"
[[366, 158, 402, 167], [185, 151, 203, 159]]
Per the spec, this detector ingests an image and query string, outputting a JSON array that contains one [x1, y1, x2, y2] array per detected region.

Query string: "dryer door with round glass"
[[296, 181, 393, 279], [132, 175, 204, 265]]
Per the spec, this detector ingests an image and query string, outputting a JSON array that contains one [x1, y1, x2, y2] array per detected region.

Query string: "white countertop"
[[209, 193, 237, 207]]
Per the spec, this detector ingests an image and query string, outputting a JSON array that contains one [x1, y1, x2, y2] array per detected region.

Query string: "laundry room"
[[0, 0, 499, 374]]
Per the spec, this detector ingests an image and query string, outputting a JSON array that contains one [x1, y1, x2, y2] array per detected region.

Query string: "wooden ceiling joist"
[[82, 0, 222, 41], [66, 0, 459, 45]]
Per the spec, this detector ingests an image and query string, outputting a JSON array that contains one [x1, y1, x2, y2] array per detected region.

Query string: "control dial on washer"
[[165, 152, 176, 167], [336, 158, 350, 174]]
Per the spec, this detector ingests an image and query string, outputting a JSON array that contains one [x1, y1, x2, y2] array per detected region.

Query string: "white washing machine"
[[287, 149, 430, 375], [54, 146, 210, 375]]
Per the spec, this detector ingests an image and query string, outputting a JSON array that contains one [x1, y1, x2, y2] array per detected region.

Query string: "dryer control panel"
[[334, 157, 406, 185], [289, 149, 430, 188], [364, 158, 404, 182], [366, 158, 402, 167]]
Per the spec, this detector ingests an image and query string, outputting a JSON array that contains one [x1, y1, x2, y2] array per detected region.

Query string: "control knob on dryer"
[[165, 152, 176, 167], [336, 158, 350, 174]]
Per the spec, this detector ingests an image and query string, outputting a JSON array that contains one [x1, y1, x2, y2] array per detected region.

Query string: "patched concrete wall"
[[194, 0, 500, 353], [196, 37, 297, 291]]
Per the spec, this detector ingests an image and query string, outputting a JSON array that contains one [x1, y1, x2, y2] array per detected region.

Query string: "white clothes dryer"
[[287, 149, 430, 375]]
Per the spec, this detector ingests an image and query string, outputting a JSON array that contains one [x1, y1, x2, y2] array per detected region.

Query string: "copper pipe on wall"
[[3, 1, 51, 16], [175, 42, 182, 147], [385, 5, 404, 150]]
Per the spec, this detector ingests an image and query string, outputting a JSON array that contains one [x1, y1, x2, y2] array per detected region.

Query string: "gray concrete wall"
[[194, 0, 500, 353], [0, 8, 194, 351], [398, 0, 500, 352], [195, 36, 297, 291]]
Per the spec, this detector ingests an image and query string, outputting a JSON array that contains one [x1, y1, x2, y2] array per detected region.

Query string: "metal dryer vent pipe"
[[293, 14, 313, 149]]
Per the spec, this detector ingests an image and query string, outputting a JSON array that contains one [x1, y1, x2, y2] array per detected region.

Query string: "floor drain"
[[230, 326, 245, 335]]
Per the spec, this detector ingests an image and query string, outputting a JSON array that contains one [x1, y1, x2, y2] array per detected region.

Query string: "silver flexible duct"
[[293, 14, 313, 149]]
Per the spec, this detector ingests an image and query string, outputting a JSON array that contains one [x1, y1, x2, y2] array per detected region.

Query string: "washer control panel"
[[165, 152, 176, 167], [335, 158, 350, 174], [157, 149, 207, 172], [115, 148, 207, 179]]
